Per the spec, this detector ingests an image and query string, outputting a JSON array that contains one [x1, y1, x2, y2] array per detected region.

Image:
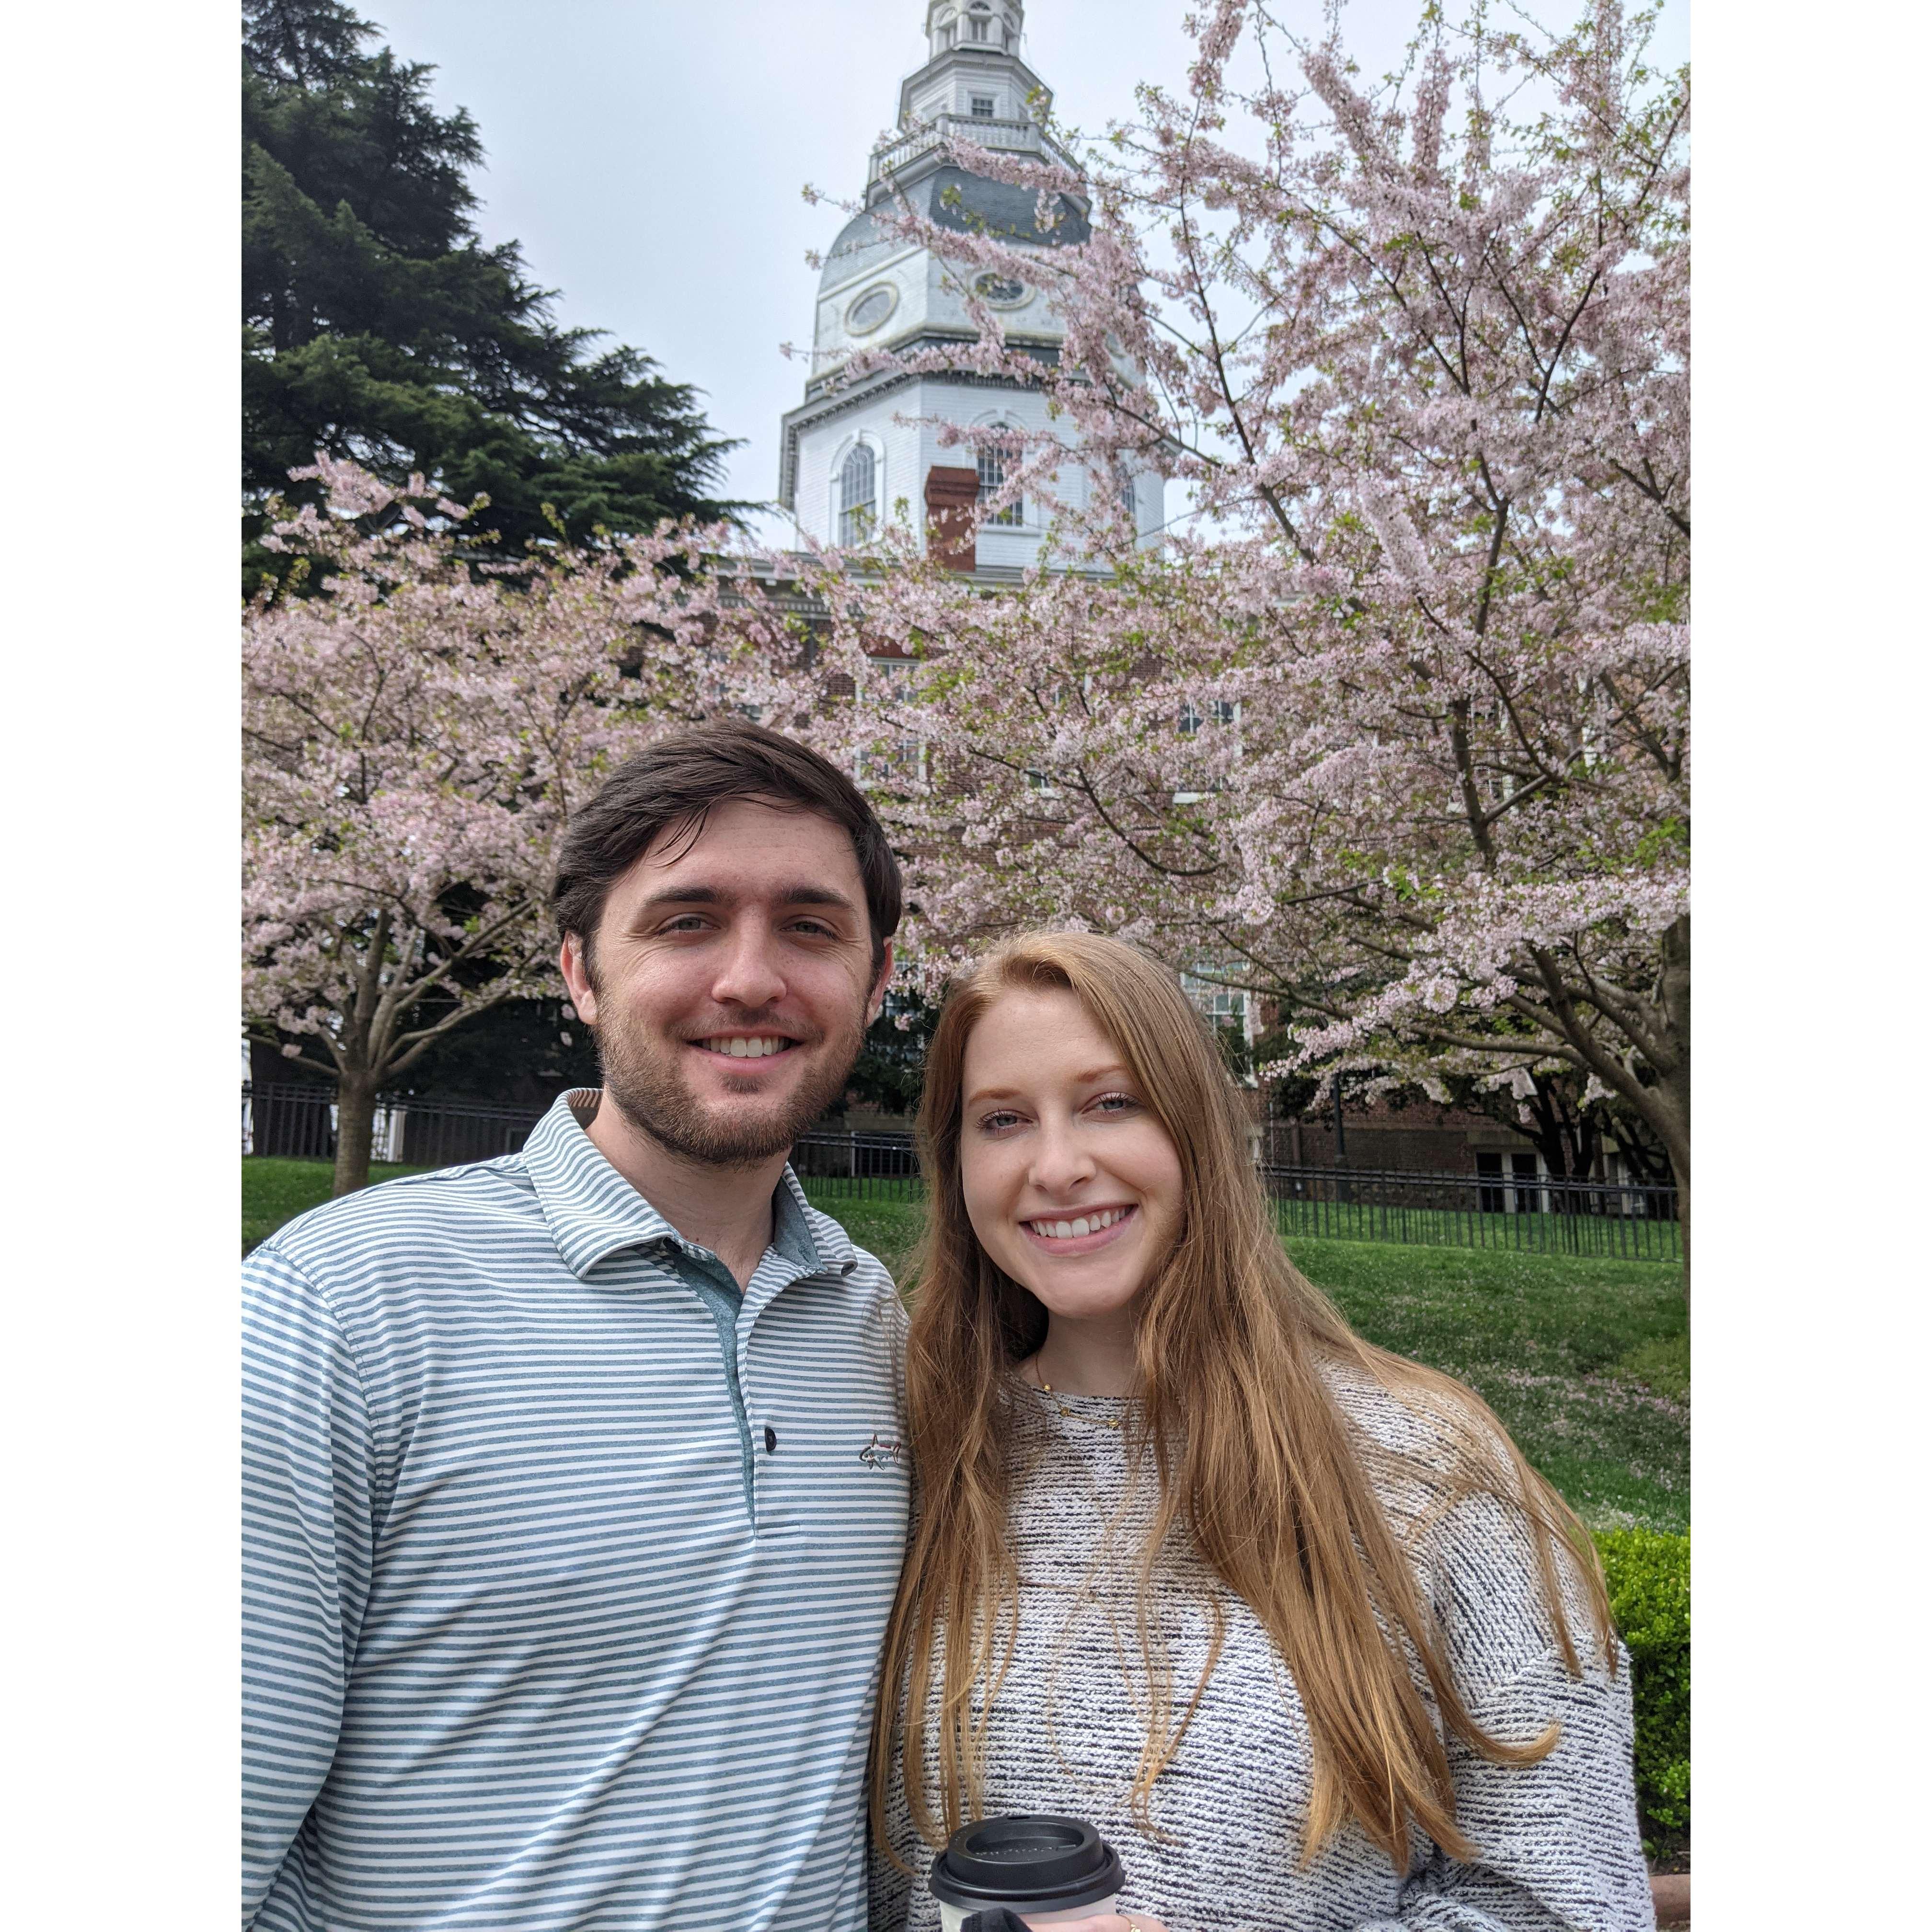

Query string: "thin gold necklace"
[[1028, 1359, 1125, 1429]]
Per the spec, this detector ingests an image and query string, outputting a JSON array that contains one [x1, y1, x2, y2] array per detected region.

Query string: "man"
[[243, 722, 910, 1930]]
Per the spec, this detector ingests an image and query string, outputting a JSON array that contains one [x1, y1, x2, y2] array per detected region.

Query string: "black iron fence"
[[789, 1130, 924, 1194], [244, 1095, 1679, 1263], [243, 1083, 547, 1169], [1258, 1162, 1679, 1263]]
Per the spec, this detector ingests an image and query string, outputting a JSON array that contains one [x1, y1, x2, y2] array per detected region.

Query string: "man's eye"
[[790, 919, 839, 939], [660, 915, 710, 933]]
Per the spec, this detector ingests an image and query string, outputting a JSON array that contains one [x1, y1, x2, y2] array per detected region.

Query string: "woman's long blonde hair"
[[870, 932, 1612, 1871]]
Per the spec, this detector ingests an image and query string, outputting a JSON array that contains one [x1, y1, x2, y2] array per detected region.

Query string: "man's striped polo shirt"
[[242, 1092, 910, 1931]]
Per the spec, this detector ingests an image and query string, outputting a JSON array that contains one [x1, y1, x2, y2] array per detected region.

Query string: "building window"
[[838, 443, 877, 545], [845, 282, 898, 336], [977, 440, 1024, 527], [1181, 961, 1254, 1045], [1477, 1150, 1544, 1215], [858, 656, 926, 788], [966, 3, 990, 41], [972, 270, 1028, 307], [1177, 697, 1237, 737], [970, 93, 996, 118]]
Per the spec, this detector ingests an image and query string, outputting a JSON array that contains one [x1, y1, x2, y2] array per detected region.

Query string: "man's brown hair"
[[552, 719, 904, 977]]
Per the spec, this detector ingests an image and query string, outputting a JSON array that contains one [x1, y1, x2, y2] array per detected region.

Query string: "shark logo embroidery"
[[858, 1432, 904, 1470]]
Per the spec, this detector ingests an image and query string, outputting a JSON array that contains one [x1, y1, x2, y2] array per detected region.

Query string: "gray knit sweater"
[[873, 1360, 1655, 1932]]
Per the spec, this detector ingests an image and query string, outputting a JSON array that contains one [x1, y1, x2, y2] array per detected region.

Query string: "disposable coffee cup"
[[929, 1814, 1127, 1932]]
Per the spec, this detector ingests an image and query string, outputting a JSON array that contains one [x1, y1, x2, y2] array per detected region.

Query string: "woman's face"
[[957, 987, 1184, 1327]]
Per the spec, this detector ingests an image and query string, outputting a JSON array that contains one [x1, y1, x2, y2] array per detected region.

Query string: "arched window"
[[838, 443, 877, 545], [977, 437, 1024, 527], [966, 2, 991, 42]]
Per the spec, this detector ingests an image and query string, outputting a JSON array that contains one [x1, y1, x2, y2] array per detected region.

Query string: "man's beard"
[[592, 1000, 867, 1168]]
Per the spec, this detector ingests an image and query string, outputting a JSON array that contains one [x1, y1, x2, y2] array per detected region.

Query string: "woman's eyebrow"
[[965, 1066, 1131, 1106]]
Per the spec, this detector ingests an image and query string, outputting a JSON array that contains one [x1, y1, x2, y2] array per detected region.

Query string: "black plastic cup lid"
[[928, 1814, 1126, 1911]]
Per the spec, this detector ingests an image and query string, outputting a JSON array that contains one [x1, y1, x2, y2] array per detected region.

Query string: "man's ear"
[[865, 938, 896, 1028], [559, 933, 599, 1028]]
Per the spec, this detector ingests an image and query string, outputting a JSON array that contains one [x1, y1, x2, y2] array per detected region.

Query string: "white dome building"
[[778, 1, 1161, 574]]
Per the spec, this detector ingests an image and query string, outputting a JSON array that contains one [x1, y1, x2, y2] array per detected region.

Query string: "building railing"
[[867, 114, 1077, 190], [243, 1097, 1679, 1264]]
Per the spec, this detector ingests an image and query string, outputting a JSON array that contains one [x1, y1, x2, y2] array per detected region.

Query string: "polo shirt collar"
[[778, 1164, 858, 1277], [522, 1090, 852, 1282]]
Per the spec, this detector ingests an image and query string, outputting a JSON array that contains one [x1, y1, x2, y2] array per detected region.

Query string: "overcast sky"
[[371, 0, 1687, 543]]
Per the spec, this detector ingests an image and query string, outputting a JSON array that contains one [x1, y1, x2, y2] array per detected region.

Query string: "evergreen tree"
[[242, 0, 742, 590]]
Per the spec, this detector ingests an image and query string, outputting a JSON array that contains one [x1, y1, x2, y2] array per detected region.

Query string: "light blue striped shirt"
[[243, 1092, 910, 1930]]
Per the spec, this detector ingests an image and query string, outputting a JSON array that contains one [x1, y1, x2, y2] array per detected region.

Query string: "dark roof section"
[[821, 166, 1090, 293]]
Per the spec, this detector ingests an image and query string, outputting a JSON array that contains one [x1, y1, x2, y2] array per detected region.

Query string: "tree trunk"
[[1658, 913, 1691, 1295], [332, 1074, 380, 1197]]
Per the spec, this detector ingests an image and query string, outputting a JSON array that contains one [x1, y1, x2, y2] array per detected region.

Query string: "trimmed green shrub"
[[1595, 1527, 1690, 1861]]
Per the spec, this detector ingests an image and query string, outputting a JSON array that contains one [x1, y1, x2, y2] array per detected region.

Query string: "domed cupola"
[[778, 4, 1159, 571]]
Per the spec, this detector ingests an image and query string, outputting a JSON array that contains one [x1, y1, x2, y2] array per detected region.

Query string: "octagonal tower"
[[778, 2, 1160, 574]]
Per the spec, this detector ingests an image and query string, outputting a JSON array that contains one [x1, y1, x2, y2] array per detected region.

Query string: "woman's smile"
[[1019, 1202, 1139, 1252]]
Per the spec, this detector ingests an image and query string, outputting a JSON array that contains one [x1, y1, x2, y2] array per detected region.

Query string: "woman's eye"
[[1090, 1092, 1139, 1116], [977, 1110, 1024, 1134]]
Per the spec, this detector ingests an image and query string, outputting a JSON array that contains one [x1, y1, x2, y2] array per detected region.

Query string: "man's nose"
[[1029, 1116, 1097, 1196], [709, 921, 787, 1011]]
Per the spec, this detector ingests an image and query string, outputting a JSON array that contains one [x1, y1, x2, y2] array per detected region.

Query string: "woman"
[[869, 934, 1653, 1932]]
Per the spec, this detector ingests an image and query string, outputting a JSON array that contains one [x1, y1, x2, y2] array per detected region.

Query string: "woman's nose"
[[1029, 1117, 1096, 1194]]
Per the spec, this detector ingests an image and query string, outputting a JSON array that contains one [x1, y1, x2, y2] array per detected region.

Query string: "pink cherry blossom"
[[797, 1, 1692, 1256], [243, 466, 819, 1196]]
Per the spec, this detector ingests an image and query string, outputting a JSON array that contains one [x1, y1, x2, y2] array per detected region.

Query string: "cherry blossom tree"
[[244, 456, 808, 1195], [809, 2, 1692, 1255]]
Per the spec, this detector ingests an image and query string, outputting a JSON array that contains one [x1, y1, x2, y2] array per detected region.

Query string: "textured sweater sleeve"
[[241, 1245, 379, 1928], [1352, 1468, 1655, 1932], [1355, 1646, 1654, 1932]]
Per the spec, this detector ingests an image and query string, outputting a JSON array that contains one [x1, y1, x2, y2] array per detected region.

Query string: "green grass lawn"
[[244, 1160, 1686, 1531], [242, 1157, 427, 1255]]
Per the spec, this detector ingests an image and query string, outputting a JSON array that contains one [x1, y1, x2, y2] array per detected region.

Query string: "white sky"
[[368, 0, 1687, 543]]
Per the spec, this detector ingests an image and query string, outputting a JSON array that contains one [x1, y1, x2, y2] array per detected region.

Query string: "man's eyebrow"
[[777, 886, 861, 913], [631, 884, 862, 916]]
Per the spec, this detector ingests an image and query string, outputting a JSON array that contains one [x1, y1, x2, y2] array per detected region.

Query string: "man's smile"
[[690, 1034, 801, 1061]]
